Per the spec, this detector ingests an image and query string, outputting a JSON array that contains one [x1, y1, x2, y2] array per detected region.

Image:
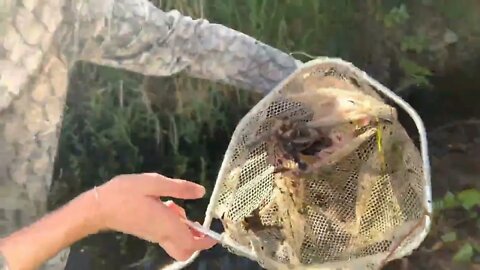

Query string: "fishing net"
[[168, 57, 432, 270]]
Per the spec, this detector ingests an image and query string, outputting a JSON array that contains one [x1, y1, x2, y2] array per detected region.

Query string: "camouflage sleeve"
[[70, 0, 300, 94], [0, 252, 7, 270]]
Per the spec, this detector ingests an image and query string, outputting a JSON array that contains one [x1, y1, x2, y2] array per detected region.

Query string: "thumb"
[[164, 200, 187, 218]]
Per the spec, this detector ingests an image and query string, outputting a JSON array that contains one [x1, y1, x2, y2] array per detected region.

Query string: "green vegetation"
[[431, 189, 480, 264], [50, 0, 480, 269]]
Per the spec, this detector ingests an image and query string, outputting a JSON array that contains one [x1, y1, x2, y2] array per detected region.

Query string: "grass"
[[49, 0, 480, 269]]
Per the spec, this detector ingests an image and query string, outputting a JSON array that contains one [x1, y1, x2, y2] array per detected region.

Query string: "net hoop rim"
[[165, 57, 432, 270]]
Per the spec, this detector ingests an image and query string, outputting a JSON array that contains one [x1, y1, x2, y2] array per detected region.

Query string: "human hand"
[[91, 173, 217, 261]]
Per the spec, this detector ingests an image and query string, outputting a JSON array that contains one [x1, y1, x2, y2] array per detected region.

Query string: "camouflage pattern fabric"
[[0, 0, 299, 269], [0, 252, 6, 270]]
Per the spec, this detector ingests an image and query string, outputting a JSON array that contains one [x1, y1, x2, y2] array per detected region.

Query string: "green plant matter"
[[51, 61, 259, 268], [382, 3, 410, 28], [48, 0, 480, 269], [430, 188, 480, 265]]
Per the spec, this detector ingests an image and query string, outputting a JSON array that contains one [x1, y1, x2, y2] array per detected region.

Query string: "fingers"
[[164, 202, 209, 239], [164, 200, 186, 218], [144, 200, 216, 261], [128, 173, 206, 199], [102, 173, 216, 262], [163, 201, 217, 244], [188, 222, 204, 238], [161, 240, 197, 261], [165, 201, 199, 237], [192, 234, 217, 250], [161, 235, 217, 261]]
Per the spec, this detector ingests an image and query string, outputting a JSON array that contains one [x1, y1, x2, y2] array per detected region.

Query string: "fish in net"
[[167, 57, 432, 270]]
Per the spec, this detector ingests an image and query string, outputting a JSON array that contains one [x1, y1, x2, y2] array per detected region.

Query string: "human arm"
[[0, 173, 216, 270], [0, 188, 99, 270], [65, 0, 300, 94]]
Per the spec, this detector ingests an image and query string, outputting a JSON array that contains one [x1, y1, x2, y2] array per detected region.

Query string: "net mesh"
[[207, 59, 429, 270]]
